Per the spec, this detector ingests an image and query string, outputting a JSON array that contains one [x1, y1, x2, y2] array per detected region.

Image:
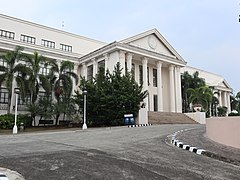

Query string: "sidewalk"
[[175, 125, 240, 165]]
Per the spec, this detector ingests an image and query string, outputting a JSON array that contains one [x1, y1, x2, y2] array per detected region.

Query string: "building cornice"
[[0, 38, 80, 62], [79, 42, 186, 66], [0, 14, 106, 45]]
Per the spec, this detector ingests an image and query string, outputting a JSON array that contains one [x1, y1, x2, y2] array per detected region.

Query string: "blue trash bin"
[[124, 114, 134, 125]]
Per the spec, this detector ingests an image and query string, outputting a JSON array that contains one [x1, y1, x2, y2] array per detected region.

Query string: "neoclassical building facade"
[[0, 14, 232, 123]]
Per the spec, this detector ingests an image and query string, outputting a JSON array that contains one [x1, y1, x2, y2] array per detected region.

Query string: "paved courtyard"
[[0, 124, 239, 179]]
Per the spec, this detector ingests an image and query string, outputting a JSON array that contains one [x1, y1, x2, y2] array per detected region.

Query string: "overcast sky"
[[1, 0, 240, 93]]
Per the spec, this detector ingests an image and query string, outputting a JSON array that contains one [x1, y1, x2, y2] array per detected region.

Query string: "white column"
[[227, 92, 231, 113], [224, 91, 227, 107], [92, 58, 98, 78], [169, 65, 176, 112], [104, 53, 109, 73], [73, 63, 79, 92], [81, 62, 87, 79], [138, 57, 149, 125], [175, 66, 182, 113], [126, 53, 133, 73], [218, 91, 222, 107], [119, 50, 126, 74], [157, 61, 163, 112], [142, 57, 149, 110]]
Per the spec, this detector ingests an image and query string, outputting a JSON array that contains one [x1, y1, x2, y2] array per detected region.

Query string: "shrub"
[[0, 114, 32, 129], [217, 106, 228, 117], [228, 112, 239, 116]]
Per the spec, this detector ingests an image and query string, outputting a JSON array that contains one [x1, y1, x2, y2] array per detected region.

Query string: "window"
[[98, 60, 105, 71], [147, 67, 150, 86], [41, 39, 55, 48], [18, 93, 31, 105], [0, 29, 15, 39], [87, 65, 93, 80], [39, 63, 50, 76], [153, 68, 157, 87], [0, 58, 8, 69], [139, 65, 143, 84], [132, 63, 135, 80], [60, 44, 72, 52], [20, 34, 36, 44], [154, 95, 158, 111], [0, 88, 8, 104]]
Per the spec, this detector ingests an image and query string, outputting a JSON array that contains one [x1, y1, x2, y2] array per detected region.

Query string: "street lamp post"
[[82, 89, 87, 130], [13, 88, 20, 134]]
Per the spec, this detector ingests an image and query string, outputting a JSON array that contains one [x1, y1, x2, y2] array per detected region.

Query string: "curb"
[[0, 167, 25, 180], [168, 129, 240, 166], [128, 124, 152, 128], [0, 172, 8, 180], [169, 129, 206, 155]]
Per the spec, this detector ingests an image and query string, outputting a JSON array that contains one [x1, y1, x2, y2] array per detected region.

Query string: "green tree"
[[181, 71, 206, 112], [0, 46, 30, 113], [75, 63, 148, 127], [49, 60, 78, 125], [25, 51, 50, 104], [187, 86, 213, 111]]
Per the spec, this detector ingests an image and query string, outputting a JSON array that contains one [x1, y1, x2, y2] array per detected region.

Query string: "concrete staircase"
[[148, 111, 197, 124]]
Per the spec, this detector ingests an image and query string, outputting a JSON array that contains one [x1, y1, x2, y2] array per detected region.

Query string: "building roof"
[[181, 66, 232, 92]]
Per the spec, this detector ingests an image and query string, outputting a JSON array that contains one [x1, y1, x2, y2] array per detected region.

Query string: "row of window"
[[0, 88, 49, 105], [87, 61, 158, 87], [0, 29, 72, 52]]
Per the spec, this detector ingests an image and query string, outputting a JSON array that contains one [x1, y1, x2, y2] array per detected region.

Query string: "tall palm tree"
[[23, 51, 52, 126], [25, 51, 51, 104], [0, 46, 30, 113], [49, 60, 78, 125], [181, 71, 206, 113], [187, 86, 213, 111]]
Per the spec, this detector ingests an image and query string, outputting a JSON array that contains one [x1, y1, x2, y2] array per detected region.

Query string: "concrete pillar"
[[126, 53, 133, 73], [142, 57, 148, 110], [119, 51, 126, 74], [169, 65, 176, 112], [175, 66, 182, 113], [103, 53, 109, 73], [73, 63, 79, 92], [218, 91, 222, 107], [227, 92, 231, 113], [92, 58, 98, 78], [138, 57, 149, 124], [224, 91, 227, 107], [81, 62, 87, 79], [157, 61, 163, 112]]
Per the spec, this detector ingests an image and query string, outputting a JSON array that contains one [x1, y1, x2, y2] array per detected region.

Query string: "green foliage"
[[228, 112, 239, 116], [181, 71, 206, 113], [187, 86, 213, 111], [0, 114, 32, 129], [74, 63, 148, 127], [0, 46, 30, 113], [217, 106, 228, 117]]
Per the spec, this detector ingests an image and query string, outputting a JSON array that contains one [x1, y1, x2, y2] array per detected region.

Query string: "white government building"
[[0, 14, 232, 124]]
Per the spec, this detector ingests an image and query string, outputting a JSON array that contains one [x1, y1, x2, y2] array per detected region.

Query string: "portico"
[[79, 29, 186, 123]]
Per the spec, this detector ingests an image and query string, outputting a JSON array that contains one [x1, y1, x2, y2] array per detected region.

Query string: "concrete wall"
[[206, 117, 240, 149], [0, 14, 106, 55], [185, 112, 206, 124]]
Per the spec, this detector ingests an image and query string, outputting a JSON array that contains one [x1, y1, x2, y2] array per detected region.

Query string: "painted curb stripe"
[[128, 124, 152, 128], [170, 129, 205, 156]]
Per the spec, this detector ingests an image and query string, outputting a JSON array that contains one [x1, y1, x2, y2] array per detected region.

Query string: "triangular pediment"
[[218, 80, 230, 89], [120, 29, 185, 62]]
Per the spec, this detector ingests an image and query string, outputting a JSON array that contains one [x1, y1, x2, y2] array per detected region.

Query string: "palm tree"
[[187, 86, 213, 111], [49, 60, 78, 125], [24, 51, 51, 125], [181, 71, 206, 113], [25, 51, 51, 104], [0, 46, 30, 113]]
